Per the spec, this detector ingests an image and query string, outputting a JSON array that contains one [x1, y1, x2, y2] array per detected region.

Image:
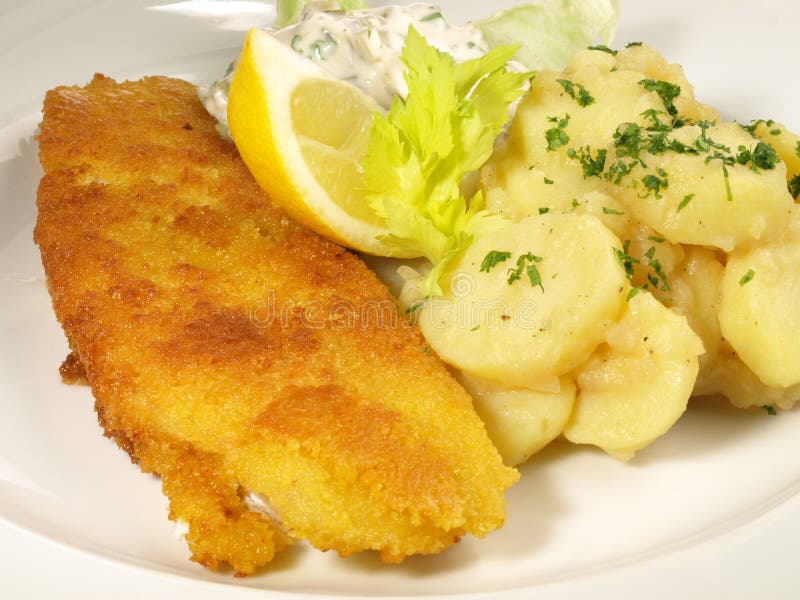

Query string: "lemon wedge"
[[228, 28, 393, 255]]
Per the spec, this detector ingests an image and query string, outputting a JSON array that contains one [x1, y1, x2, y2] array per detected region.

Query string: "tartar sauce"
[[200, 2, 492, 137]]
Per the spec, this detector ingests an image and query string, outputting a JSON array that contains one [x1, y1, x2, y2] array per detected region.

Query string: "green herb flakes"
[[739, 269, 756, 286], [556, 78, 595, 107], [480, 250, 512, 273], [507, 252, 545, 290], [640, 169, 669, 199], [789, 174, 800, 199], [639, 78, 682, 117], [545, 114, 571, 151], [567, 145, 607, 177], [588, 44, 617, 56], [677, 193, 695, 212]]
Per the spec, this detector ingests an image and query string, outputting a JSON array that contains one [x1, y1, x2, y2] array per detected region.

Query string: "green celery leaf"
[[362, 26, 529, 296]]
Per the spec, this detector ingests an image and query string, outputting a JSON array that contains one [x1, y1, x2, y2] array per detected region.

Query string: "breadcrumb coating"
[[34, 74, 517, 574]]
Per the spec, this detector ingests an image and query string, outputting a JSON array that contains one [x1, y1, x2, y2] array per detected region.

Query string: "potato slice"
[[609, 121, 793, 251], [456, 373, 576, 466], [417, 213, 628, 388], [698, 342, 800, 411], [482, 55, 665, 224], [563, 291, 703, 460], [482, 44, 718, 234], [719, 209, 800, 387]]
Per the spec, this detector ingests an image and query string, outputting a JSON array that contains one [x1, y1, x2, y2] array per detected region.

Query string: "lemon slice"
[[228, 28, 393, 255]]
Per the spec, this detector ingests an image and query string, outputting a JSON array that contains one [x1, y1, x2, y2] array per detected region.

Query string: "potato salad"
[[421, 43, 799, 463]]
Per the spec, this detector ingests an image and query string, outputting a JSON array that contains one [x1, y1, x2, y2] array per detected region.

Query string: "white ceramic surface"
[[2, 1, 800, 598]]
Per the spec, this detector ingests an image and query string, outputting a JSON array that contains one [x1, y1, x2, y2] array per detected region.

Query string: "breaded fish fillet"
[[34, 74, 517, 574]]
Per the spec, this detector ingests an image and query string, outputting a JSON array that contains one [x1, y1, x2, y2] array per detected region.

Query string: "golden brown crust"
[[35, 74, 517, 573]]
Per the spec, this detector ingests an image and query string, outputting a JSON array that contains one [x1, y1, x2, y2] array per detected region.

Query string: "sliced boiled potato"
[[456, 373, 576, 466], [623, 223, 685, 295], [696, 339, 800, 411], [418, 213, 628, 388], [482, 53, 665, 221], [610, 43, 718, 123], [609, 121, 793, 251], [563, 291, 703, 460], [663, 246, 725, 381], [719, 209, 800, 387]]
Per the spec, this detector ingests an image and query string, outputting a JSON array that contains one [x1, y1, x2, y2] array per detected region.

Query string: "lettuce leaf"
[[362, 27, 531, 297], [477, 0, 620, 70], [276, 0, 367, 27]]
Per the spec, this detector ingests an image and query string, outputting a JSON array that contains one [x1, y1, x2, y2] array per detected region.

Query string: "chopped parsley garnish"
[[571, 198, 581, 208], [588, 44, 617, 56], [762, 405, 777, 415], [605, 158, 636, 184], [507, 252, 545, 291], [556, 78, 595, 107], [641, 108, 672, 132], [614, 242, 639, 282], [695, 120, 730, 153], [539, 207, 551, 214], [614, 122, 645, 159], [470, 324, 480, 331], [567, 145, 607, 177], [615, 241, 670, 291], [626, 41, 643, 48], [789, 174, 800, 199], [648, 256, 670, 291], [796, 141, 800, 160], [639, 78, 682, 117], [602, 206, 624, 215], [405, 300, 424, 314], [721, 163, 733, 201], [739, 269, 756, 286], [543, 177, 554, 184], [735, 141, 781, 172], [677, 193, 695, 212], [742, 118, 776, 136], [627, 286, 642, 300], [545, 114, 571, 151], [648, 235, 666, 243], [527, 263, 544, 291], [640, 169, 669, 199], [420, 11, 443, 21], [480, 250, 512, 273], [770, 128, 782, 135]]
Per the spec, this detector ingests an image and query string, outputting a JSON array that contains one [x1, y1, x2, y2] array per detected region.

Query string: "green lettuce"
[[362, 27, 531, 297], [276, 0, 367, 27], [477, 0, 620, 70]]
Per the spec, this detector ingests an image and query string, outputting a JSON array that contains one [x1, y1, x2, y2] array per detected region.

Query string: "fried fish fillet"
[[34, 74, 517, 574]]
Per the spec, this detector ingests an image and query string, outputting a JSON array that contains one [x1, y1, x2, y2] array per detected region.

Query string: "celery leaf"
[[362, 26, 530, 296]]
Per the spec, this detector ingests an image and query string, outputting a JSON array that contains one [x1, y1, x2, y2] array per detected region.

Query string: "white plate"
[[2, 1, 800, 598]]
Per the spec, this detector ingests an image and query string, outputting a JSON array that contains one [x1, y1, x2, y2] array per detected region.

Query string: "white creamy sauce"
[[199, 2, 492, 136]]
